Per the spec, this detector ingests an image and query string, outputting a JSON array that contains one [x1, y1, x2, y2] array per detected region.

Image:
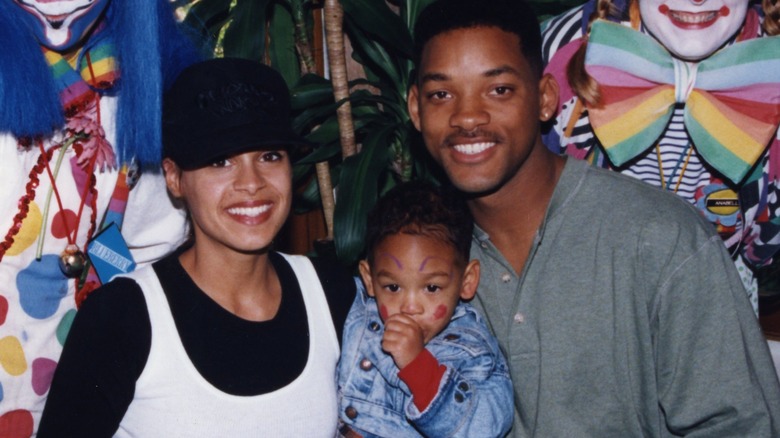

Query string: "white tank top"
[[115, 254, 339, 437]]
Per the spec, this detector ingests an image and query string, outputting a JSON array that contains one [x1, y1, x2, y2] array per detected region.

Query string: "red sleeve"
[[397, 348, 447, 411]]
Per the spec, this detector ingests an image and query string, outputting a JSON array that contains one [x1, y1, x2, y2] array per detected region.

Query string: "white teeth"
[[453, 142, 495, 155], [670, 11, 717, 24], [227, 205, 271, 217]]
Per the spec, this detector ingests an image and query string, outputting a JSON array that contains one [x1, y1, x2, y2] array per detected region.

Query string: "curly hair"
[[364, 181, 473, 266]]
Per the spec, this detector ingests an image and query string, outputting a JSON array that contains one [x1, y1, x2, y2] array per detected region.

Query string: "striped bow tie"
[[584, 20, 780, 184]]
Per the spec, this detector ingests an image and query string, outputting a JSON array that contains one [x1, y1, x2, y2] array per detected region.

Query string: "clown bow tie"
[[584, 20, 780, 184]]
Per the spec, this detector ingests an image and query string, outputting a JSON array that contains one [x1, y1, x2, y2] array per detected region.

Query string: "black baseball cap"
[[162, 57, 309, 170]]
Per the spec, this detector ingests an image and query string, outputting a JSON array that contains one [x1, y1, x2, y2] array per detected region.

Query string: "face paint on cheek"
[[433, 304, 448, 320], [641, 0, 748, 60], [379, 304, 390, 320]]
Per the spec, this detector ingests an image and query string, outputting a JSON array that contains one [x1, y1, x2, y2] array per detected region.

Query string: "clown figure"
[[542, 0, 780, 313], [0, 0, 199, 434]]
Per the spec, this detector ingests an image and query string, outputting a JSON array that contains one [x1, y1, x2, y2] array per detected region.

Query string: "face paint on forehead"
[[419, 256, 454, 279], [13, 0, 110, 51], [640, 0, 748, 61], [378, 252, 403, 269]]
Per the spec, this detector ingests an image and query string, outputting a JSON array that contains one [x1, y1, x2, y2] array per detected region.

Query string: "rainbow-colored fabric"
[[584, 20, 780, 184], [42, 35, 127, 303], [42, 37, 118, 111]]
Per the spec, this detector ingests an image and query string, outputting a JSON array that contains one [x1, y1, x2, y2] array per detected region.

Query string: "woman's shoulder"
[[271, 252, 357, 338], [61, 276, 152, 382], [273, 252, 355, 300], [81, 276, 148, 316], [77, 277, 152, 349]]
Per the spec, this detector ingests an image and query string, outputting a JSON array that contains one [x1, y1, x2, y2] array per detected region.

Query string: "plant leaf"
[[333, 124, 395, 266], [348, 90, 407, 122], [269, 2, 300, 87], [344, 15, 403, 88], [290, 81, 334, 110], [223, 0, 270, 60], [292, 101, 343, 133], [340, 0, 413, 58], [401, 0, 437, 35], [297, 139, 342, 164], [185, 0, 233, 35]]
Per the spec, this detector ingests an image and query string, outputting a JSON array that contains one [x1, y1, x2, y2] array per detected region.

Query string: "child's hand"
[[382, 314, 425, 369]]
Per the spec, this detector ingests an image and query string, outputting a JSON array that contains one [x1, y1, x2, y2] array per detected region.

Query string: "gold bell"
[[59, 244, 86, 278]]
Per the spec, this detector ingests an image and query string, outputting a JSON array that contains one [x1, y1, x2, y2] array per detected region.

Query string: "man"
[[407, 0, 780, 436]]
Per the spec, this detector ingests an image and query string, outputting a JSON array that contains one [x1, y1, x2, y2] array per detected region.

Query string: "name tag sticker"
[[87, 223, 136, 283]]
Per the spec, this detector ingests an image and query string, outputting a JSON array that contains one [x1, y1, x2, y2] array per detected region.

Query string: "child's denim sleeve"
[[405, 306, 514, 438]]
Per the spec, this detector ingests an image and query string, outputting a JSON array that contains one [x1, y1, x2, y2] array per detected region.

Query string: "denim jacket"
[[338, 281, 513, 438]]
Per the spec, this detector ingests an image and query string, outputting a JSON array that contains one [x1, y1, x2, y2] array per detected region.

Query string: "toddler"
[[338, 181, 513, 438]]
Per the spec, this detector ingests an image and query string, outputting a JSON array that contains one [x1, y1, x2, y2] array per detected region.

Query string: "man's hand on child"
[[382, 314, 425, 369]]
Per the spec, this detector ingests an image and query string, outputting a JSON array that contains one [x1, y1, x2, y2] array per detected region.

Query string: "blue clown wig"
[[0, 0, 202, 168]]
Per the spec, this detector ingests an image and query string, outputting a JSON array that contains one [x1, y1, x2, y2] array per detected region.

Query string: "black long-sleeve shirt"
[[38, 248, 356, 436]]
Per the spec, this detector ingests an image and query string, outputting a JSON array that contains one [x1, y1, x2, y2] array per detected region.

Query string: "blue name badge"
[[87, 222, 136, 283]]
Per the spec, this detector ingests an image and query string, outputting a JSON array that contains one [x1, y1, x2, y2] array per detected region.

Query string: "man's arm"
[[654, 235, 780, 436]]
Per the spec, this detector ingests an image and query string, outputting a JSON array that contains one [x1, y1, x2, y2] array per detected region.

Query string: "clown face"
[[12, 0, 110, 51], [640, 0, 749, 61]]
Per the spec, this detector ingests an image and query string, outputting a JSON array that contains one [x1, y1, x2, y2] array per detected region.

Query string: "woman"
[[38, 58, 356, 436]]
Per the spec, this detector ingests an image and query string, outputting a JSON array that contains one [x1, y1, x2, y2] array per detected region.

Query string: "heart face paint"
[[12, 0, 110, 51], [379, 304, 390, 320], [362, 233, 466, 343], [640, 0, 748, 60], [433, 304, 448, 320]]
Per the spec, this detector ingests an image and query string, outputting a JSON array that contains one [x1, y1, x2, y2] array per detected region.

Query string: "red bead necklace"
[[37, 138, 99, 277], [0, 145, 57, 262], [0, 137, 98, 273], [0, 51, 104, 273]]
